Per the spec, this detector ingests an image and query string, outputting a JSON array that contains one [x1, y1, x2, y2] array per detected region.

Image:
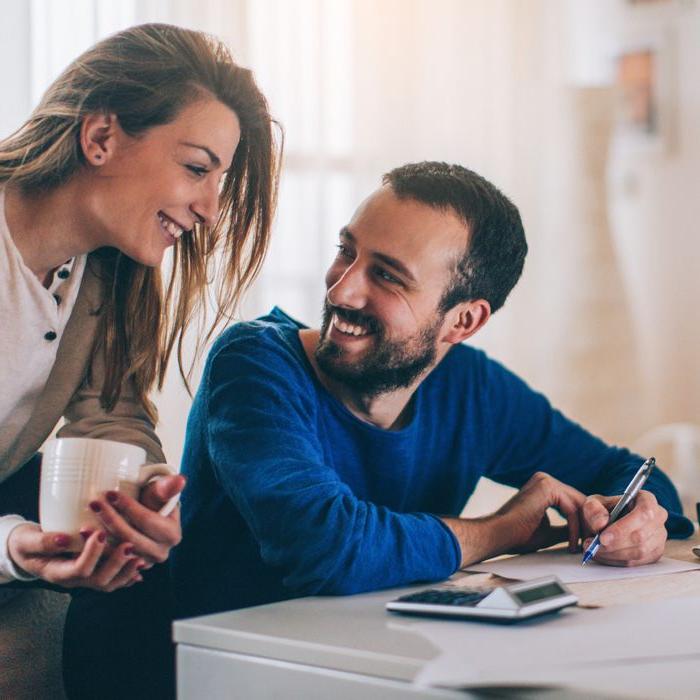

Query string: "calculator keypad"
[[395, 589, 489, 607]]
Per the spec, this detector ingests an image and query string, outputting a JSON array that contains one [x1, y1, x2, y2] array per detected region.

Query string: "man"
[[172, 162, 692, 618]]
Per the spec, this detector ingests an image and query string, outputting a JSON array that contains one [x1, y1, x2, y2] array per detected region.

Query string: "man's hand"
[[581, 491, 668, 566], [494, 472, 587, 555], [88, 474, 185, 566], [7, 524, 145, 591], [442, 472, 587, 568]]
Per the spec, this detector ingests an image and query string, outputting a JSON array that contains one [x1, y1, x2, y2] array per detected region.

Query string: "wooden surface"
[[568, 533, 700, 607], [448, 531, 700, 609]]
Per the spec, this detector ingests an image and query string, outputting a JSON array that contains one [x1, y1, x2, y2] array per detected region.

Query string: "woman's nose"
[[191, 180, 220, 226]]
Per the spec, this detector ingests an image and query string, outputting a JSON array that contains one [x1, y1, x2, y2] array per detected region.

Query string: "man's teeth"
[[332, 314, 369, 337], [158, 213, 184, 239]]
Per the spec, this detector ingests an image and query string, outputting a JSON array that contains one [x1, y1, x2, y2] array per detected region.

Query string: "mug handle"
[[137, 463, 181, 517]]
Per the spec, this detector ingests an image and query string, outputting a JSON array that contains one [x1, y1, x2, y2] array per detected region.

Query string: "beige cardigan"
[[1, 253, 165, 483], [0, 254, 167, 699]]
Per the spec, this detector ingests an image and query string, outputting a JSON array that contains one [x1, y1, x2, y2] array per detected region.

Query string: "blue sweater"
[[172, 308, 692, 617]]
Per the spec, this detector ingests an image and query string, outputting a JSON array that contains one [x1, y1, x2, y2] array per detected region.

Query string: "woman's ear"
[[441, 299, 491, 345], [80, 113, 120, 166]]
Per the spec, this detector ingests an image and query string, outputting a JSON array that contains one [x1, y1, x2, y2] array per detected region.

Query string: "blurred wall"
[[3, 0, 698, 509]]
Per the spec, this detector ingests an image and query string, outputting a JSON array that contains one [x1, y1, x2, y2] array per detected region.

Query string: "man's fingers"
[[601, 491, 666, 545], [544, 524, 570, 549], [566, 508, 581, 552], [546, 485, 585, 552], [582, 496, 613, 534], [592, 528, 666, 566]]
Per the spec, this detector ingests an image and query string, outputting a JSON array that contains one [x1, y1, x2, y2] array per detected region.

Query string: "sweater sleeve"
[[0, 515, 37, 583], [481, 356, 693, 538], [203, 332, 461, 597]]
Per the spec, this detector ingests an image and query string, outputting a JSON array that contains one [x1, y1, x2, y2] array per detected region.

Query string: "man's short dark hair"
[[383, 162, 527, 313]]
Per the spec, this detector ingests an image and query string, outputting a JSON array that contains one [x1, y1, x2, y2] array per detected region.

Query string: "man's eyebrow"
[[339, 227, 417, 284], [179, 141, 221, 168]]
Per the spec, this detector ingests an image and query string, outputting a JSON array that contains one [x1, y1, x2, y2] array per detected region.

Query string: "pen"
[[581, 457, 656, 566]]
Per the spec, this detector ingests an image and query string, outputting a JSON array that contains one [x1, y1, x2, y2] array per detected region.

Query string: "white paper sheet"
[[400, 595, 700, 689], [467, 550, 700, 583]]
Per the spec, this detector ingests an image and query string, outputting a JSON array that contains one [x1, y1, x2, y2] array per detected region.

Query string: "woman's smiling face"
[[82, 96, 241, 266]]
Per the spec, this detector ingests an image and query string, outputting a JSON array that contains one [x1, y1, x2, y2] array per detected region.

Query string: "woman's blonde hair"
[[0, 23, 281, 421]]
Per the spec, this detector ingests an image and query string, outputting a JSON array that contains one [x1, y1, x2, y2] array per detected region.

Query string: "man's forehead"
[[346, 186, 469, 263]]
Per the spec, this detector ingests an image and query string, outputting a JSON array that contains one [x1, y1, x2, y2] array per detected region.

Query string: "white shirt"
[[0, 187, 86, 582]]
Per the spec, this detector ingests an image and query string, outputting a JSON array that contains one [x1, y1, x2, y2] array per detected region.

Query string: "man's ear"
[[80, 113, 120, 166], [441, 299, 491, 345]]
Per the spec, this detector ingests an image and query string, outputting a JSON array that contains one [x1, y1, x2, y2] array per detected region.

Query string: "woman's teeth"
[[158, 213, 184, 239], [333, 314, 369, 337]]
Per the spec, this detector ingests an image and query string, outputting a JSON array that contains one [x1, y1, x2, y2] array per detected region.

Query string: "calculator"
[[386, 576, 577, 623]]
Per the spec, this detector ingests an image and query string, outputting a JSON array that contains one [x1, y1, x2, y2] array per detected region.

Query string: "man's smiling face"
[[315, 185, 470, 396]]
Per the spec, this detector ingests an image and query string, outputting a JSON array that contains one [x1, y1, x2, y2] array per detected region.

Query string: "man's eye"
[[336, 244, 354, 259], [376, 268, 400, 284], [186, 165, 208, 178]]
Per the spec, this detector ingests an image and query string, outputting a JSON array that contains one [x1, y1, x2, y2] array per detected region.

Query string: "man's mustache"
[[324, 303, 381, 335]]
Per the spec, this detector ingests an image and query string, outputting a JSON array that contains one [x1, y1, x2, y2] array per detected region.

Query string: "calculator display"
[[512, 582, 564, 604]]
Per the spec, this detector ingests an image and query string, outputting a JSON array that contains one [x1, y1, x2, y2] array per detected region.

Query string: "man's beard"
[[315, 302, 443, 398]]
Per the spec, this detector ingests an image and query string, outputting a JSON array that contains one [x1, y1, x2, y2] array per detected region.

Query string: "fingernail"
[[124, 546, 135, 557], [80, 529, 94, 540], [54, 534, 70, 547], [106, 491, 119, 505], [97, 531, 107, 543], [136, 560, 146, 570], [89, 501, 102, 513]]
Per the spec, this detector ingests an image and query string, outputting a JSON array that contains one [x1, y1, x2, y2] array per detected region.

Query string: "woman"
[[0, 23, 280, 697]]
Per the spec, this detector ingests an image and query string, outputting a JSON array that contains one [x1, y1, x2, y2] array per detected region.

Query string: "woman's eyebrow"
[[179, 141, 221, 168]]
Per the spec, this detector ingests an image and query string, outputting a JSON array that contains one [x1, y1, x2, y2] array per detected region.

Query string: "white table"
[[174, 538, 700, 699]]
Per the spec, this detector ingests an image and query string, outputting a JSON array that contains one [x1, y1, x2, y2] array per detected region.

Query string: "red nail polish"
[[80, 529, 94, 540], [97, 531, 106, 543], [106, 491, 119, 505], [89, 501, 102, 513], [54, 534, 70, 547]]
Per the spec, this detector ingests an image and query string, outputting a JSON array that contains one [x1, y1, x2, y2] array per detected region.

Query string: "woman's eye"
[[186, 165, 208, 178]]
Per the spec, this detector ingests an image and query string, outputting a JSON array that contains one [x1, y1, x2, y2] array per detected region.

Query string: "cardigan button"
[[44, 331, 57, 341], [57, 269, 70, 279]]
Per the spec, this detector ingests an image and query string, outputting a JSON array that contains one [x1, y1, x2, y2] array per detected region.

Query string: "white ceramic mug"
[[40, 437, 179, 535]]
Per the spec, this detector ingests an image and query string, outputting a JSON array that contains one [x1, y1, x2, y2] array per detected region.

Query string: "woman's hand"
[[87, 474, 185, 566], [7, 524, 145, 591]]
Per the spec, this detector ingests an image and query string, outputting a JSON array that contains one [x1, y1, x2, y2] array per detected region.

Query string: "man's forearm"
[[440, 514, 514, 569]]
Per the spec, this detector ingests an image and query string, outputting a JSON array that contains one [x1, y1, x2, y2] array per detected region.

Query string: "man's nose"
[[327, 262, 368, 309], [190, 179, 220, 227]]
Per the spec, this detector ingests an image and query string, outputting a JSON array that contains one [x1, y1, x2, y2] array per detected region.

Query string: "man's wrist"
[[440, 513, 513, 568]]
